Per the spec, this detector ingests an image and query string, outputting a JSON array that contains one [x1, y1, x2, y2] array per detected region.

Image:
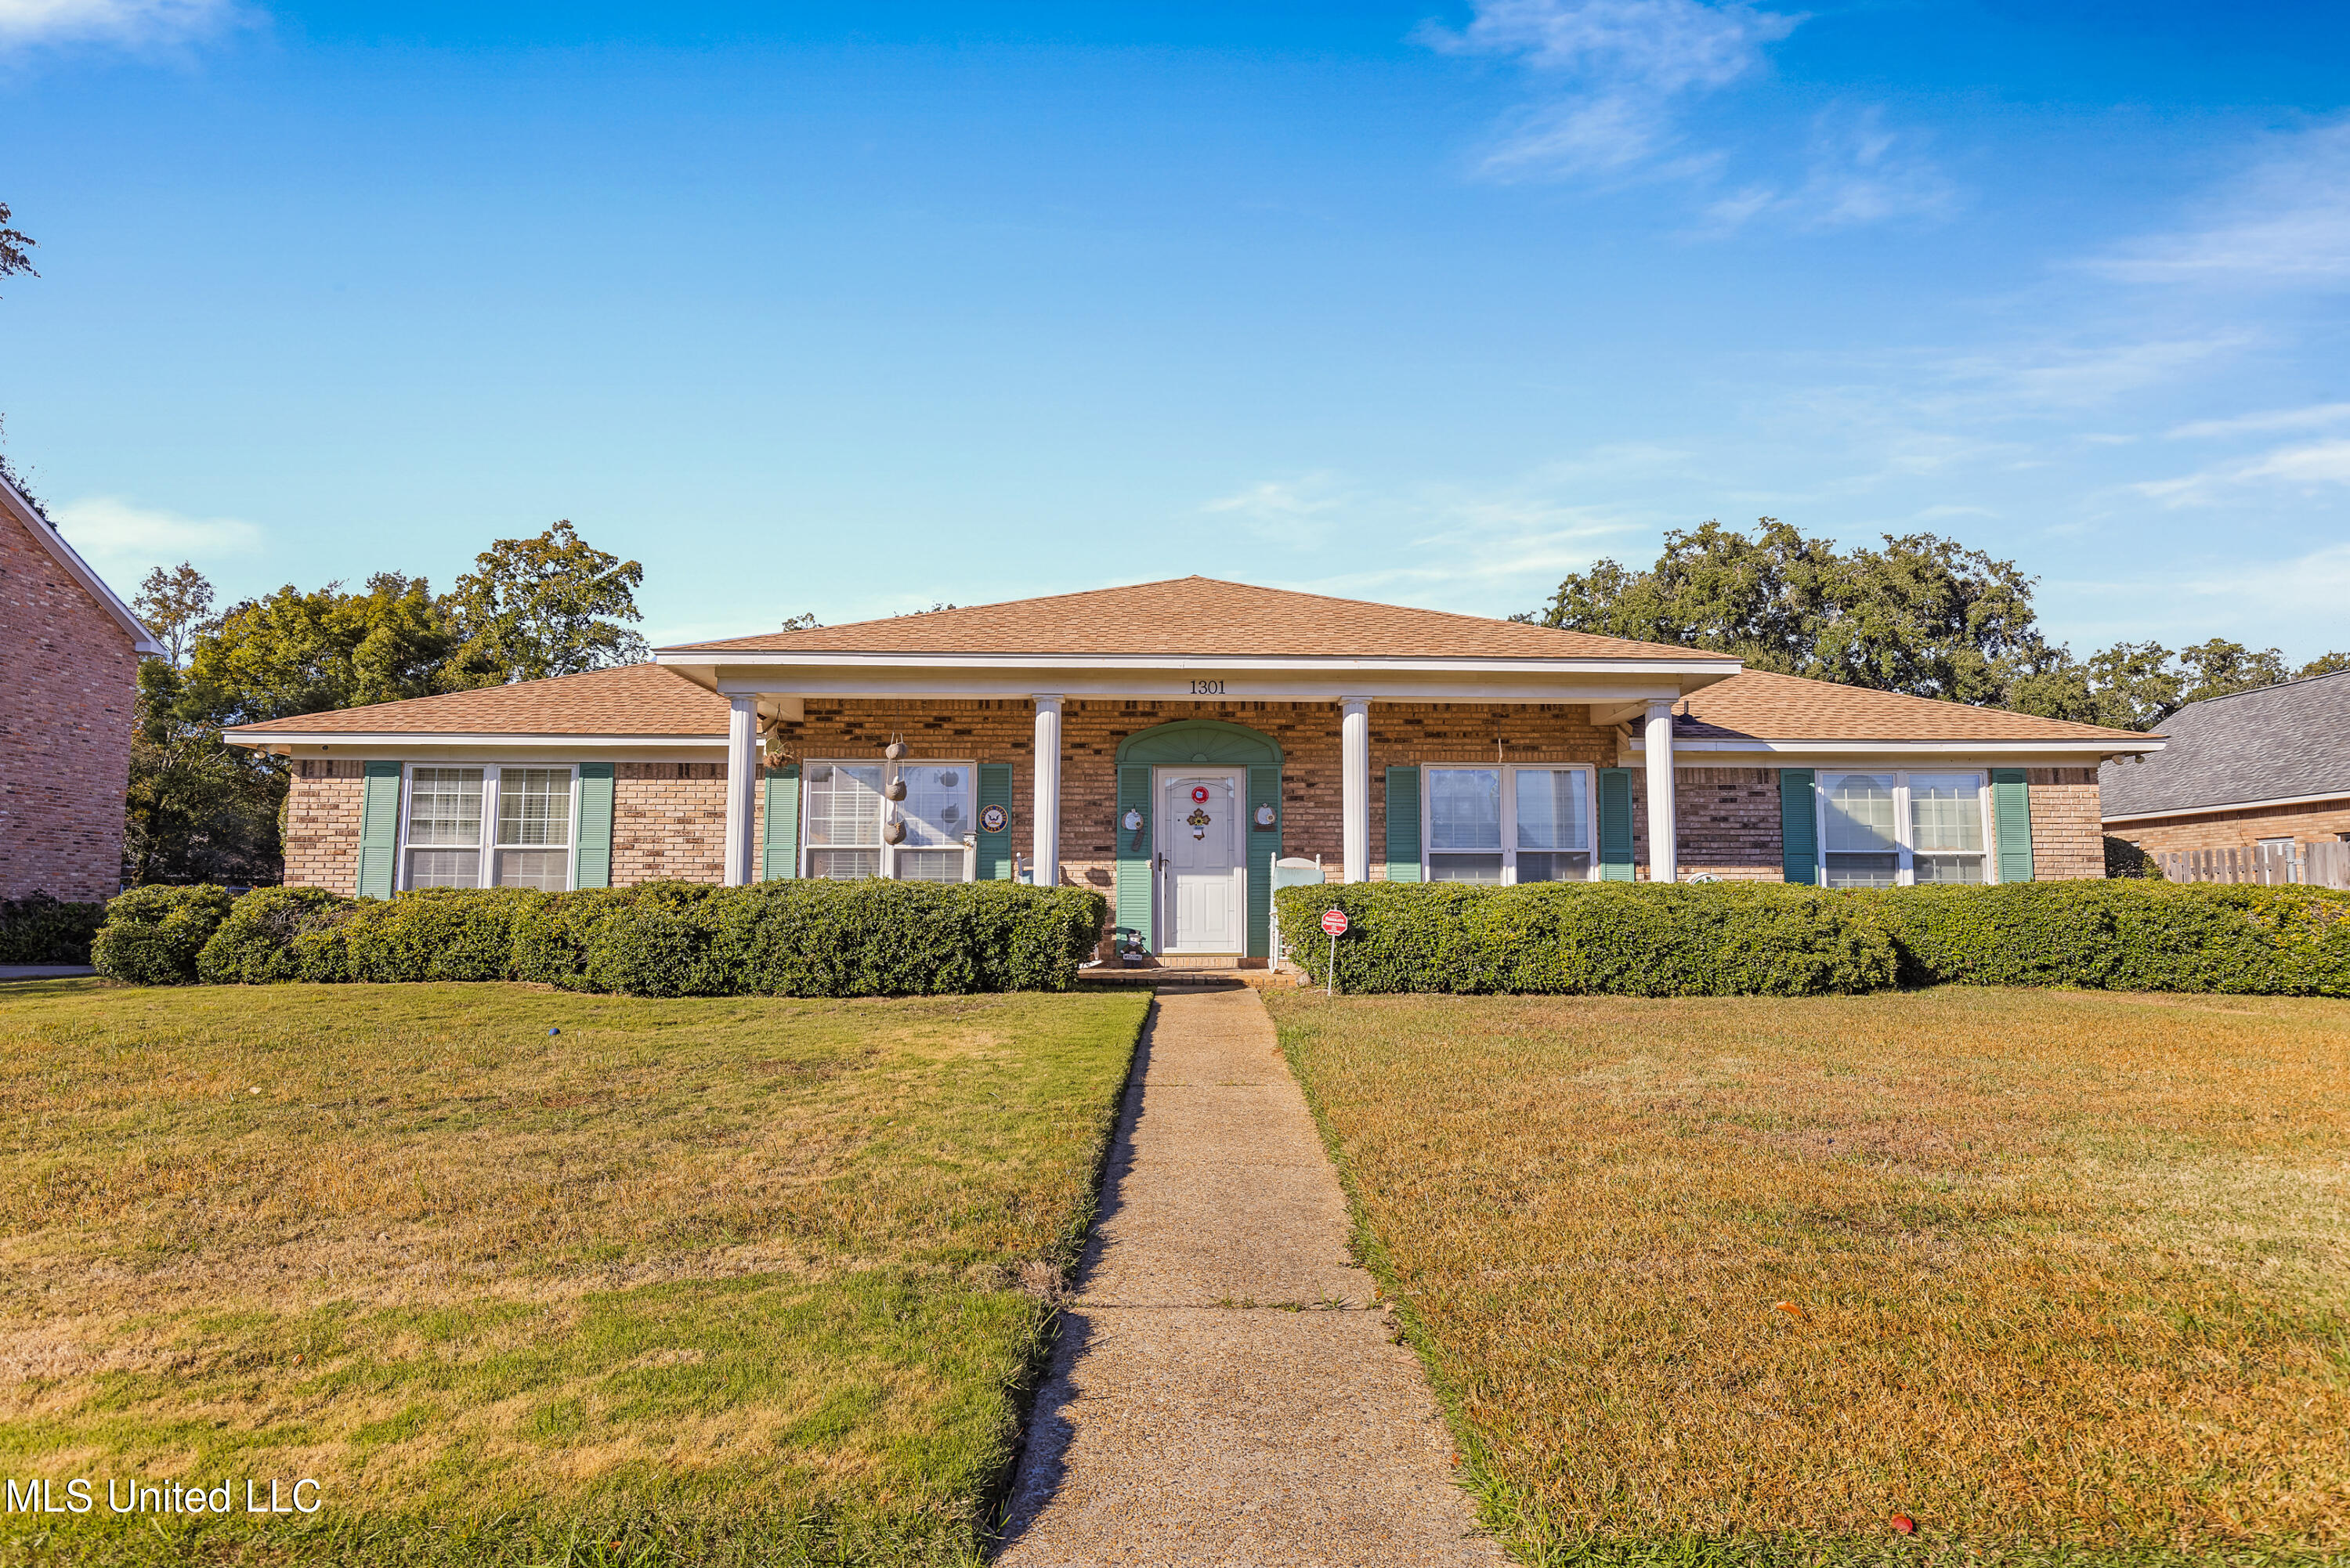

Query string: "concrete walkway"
[[996, 984, 1506, 1567]]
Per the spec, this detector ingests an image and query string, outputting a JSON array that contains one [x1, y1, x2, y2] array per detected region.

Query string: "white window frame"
[[1420, 764, 1600, 884], [799, 759, 981, 883], [1814, 770, 1996, 888], [396, 763, 582, 891]]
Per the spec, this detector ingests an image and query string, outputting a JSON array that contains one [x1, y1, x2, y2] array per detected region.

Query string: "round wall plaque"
[[978, 804, 1010, 833]]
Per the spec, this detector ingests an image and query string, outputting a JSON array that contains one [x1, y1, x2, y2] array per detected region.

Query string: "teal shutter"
[[977, 763, 1014, 880], [1115, 764, 1152, 949], [1597, 768, 1635, 881], [356, 761, 401, 898], [1992, 768, 2034, 883], [1247, 764, 1280, 956], [761, 764, 800, 880], [576, 763, 613, 888], [1778, 768, 1817, 885], [1383, 767, 1422, 882]]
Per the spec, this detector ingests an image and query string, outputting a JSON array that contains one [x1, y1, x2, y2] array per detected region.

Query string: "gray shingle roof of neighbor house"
[[2099, 670, 2350, 818]]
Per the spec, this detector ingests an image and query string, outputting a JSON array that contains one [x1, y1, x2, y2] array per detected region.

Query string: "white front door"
[[1159, 769, 1246, 952]]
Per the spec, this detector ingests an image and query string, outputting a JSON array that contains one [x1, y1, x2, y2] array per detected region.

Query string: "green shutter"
[[1778, 768, 1817, 885], [576, 762, 614, 888], [1247, 764, 1281, 957], [1992, 768, 2034, 883], [1383, 767, 1422, 882], [1115, 764, 1152, 949], [1598, 768, 1636, 881], [356, 761, 401, 898], [977, 763, 1014, 880], [761, 764, 800, 880]]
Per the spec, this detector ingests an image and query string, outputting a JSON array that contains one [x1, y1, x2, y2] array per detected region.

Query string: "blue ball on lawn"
[[548, 1028, 560, 1036]]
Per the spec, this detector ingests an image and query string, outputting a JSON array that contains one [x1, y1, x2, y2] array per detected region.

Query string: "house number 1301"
[[1188, 680, 1226, 695]]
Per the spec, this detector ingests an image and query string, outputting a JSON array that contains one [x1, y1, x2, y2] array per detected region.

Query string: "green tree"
[[0, 201, 33, 292], [446, 520, 647, 684], [1533, 518, 2056, 704], [184, 572, 476, 726], [1529, 519, 2322, 731], [2298, 650, 2350, 679], [125, 659, 284, 886], [132, 561, 219, 668]]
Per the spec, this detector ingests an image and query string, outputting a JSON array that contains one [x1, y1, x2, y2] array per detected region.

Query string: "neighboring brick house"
[[0, 473, 163, 901], [224, 577, 2158, 965], [2101, 671, 2350, 858]]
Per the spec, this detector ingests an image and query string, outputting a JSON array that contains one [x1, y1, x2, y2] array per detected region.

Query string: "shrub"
[[89, 884, 238, 985], [0, 892, 108, 966], [2103, 834, 2163, 878], [1274, 878, 2350, 998], [196, 887, 356, 984], [1274, 880, 1900, 997], [1866, 880, 2350, 996], [111, 880, 1108, 996]]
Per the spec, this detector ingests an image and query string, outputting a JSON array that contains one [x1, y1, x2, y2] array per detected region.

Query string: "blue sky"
[[5, 1, 2348, 659]]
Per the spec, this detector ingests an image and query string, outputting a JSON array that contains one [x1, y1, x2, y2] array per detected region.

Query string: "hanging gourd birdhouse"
[[883, 776, 908, 801], [882, 815, 907, 845], [884, 737, 907, 761]]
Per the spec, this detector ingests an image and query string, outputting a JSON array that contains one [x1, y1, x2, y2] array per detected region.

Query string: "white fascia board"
[[1632, 737, 2164, 760], [223, 732, 726, 751], [2, 475, 167, 656], [2103, 789, 2350, 824], [660, 649, 1743, 676]]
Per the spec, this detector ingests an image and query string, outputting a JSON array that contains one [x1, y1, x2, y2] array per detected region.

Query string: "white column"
[[1341, 697, 1371, 883], [723, 694, 760, 887], [1031, 695, 1063, 887], [1644, 699, 1677, 884]]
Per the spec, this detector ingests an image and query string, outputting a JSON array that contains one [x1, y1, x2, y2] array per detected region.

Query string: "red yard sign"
[[1321, 909, 1349, 936]]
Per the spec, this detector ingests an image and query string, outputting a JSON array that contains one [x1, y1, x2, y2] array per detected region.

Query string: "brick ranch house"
[[223, 577, 2160, 964], [2, 472, 164, 901], [2102, 670, 2350, 858]]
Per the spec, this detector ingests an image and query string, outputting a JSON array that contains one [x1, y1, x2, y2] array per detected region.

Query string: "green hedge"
[[1860, 880, 2350, 995], [97, 880, 1108, 995], [90, 884, 237, 985], [0, 892, 108, 966], [1276, 881, 1900, 997], [1274, 879, 2350, 997]]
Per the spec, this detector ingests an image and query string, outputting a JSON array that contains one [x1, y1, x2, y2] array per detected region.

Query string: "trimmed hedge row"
[[98, 880, 1109, 995], [0, 892, 110, 966], [1274, 879, 2350, 997]]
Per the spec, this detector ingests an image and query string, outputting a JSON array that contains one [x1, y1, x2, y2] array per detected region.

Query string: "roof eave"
[[2, 473, 167, 656]]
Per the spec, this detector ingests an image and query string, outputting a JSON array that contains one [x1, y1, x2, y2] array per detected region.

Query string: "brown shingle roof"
[[225, 663, 728, 736], [658, 576, 1727, 662], [1678, 669, 2155, 746]]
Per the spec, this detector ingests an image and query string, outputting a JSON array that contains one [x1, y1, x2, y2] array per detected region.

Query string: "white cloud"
[[0, 0, 241, 50], [52, 495, 263, 580], [1201, 472, 1354, 547], [2089, 118, 2350, 287], [2167, 402, 2350, 440], [1703, 107, 1954, 231], [2136, 437, 2350, 506], [1428, 0, 1800, 185]]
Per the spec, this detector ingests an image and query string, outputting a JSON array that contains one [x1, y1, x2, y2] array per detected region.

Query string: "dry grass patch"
[[0, 980, 1148, 1565], [1265, 986, 2350, 1562]]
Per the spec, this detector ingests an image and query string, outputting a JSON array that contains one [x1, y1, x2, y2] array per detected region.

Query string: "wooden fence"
[[2154, 840, 2350, 891]]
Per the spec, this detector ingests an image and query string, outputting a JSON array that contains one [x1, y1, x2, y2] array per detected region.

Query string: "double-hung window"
[[1423, 765, 1594, 883], [801, 761, 976, 882], [401, 764, 577, 891], [1818, 771, 1989, 888]]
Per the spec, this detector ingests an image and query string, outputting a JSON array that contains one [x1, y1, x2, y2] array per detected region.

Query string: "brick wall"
[[613, 762, 755, 886], [0, 508, 142, 901], [1654, 767, 1786, 880], [2107, 798, 2350, 855], [284, 760, 366, 893], [2027, 767, 2105, 881]]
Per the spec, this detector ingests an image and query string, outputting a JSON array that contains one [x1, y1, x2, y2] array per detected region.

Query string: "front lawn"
[[0, 980, 1148, 1566], [1265, 987, 2350, 1566]]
